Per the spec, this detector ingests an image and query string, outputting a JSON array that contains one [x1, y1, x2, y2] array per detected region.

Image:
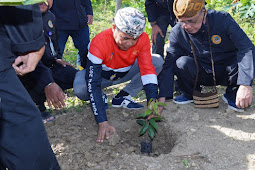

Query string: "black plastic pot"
[[141, 139, 152, 155]]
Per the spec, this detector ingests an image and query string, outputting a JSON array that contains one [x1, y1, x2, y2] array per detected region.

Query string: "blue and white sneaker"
[[173, 94, 193, 104], [222, 94, 244, 112], [112, 95, 144, 109], [102, 93, 109, 110]]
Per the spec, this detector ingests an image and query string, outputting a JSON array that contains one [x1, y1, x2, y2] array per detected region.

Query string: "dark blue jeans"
[[58, 25, 90, 68], [0, 68, 60, 170], [152, 15, 175, 58], [175, 56, 239, 102]]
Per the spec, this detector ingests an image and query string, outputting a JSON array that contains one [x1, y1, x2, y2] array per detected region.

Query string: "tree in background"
[[115, 0, 122, 13]]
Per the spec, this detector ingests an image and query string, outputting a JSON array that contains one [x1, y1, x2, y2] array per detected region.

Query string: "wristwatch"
[[150, 21, 157, 26]]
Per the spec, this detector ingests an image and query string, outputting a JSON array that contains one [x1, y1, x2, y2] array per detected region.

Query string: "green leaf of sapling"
[[148, 98, 153, 104], [152, 117, 163, 121], [136, 113, 146, 118], [144, 109, 152, 116], [153, 112, 160, 116], [149, 119, 158, 131], [148, 125, 155, 140], [152, 102, 158, 113], [136, 119, 145, 126], [139, 123, 148, 136]]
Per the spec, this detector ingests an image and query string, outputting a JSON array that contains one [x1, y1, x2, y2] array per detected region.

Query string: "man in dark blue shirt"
[[158, 0, 255, 113], [145, 0, 176, 58], [51, 0, 93, 68]]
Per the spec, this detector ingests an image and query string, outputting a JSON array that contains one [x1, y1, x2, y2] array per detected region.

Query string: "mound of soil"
[[46, 95, 255, 170]]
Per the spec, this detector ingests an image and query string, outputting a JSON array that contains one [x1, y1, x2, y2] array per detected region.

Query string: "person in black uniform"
[[21, 0, 78, 123], [51, 0, 93, 68], [158, 0, 255, 114], [145, 0, 176, 58], [0, 4, 60, 170], [145, 0, 179, 99]]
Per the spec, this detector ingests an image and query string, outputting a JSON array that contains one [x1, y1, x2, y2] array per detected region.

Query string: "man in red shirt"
[[74, 7, 164, 143]]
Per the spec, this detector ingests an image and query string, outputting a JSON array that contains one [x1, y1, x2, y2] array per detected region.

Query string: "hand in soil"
[[236, 85, 252, 108], [97, 121, 117, 143], [147, 105, 164, 119], [108, 132, 120, 146], [147, 97, 165, 119]]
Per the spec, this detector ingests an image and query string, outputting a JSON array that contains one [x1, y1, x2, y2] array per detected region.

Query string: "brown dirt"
[[45, 93, 255, 170]]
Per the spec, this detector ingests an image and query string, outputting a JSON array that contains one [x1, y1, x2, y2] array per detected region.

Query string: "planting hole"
[[120, 119, 177, 156]]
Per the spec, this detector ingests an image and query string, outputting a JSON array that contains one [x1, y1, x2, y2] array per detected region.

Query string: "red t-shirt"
[[88, 28, 157, 85]]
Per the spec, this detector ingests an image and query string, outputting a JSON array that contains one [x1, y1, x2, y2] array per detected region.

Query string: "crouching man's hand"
[[157, 97, 165, 115], [148, 97, 165, 119], [56, 59, 75, 68], [97, 121, 117, 143], [236, 85, 253, 109], [45, 82, 66, 109]]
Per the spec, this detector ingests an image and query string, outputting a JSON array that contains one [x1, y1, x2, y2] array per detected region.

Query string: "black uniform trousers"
[[152, 15, 174, 58], [175, 56, 239, 102], [0, 68, 60, 170]]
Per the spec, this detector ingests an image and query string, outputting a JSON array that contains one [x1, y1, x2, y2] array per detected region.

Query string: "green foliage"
[[232, 12, 255, 43], [206, 0, 233, 10], [112, 86, 120, 95], [89, 0, 150, 39], [183, 159, 189, 168], [0, 0, 45, 5], [89, 2, 114, 39], [136, 99, 166, 140], [239, 2, 255, 18], [207, 0, 255, 44], [223, 0, 255, 18], [228, 1, 255, 44], [62, 37, 78, 68]]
